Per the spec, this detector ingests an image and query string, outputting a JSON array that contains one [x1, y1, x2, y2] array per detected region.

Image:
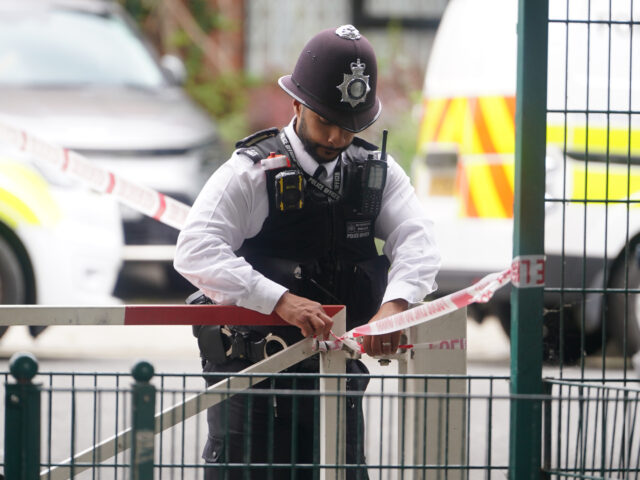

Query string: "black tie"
[[313, 165, 326, 180]]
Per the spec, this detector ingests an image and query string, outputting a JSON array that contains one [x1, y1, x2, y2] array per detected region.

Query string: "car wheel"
[[165, 263, 195, 293], [609, 240, 640, 357], [495, 299, 600, 364], [0, 234, 28, 339]]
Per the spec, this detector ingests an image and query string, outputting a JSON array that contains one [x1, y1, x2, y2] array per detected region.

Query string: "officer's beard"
[[297, 113, 349, 164]]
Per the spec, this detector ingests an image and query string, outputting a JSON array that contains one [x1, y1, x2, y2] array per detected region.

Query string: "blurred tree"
[[119, 0, 424, 173], [119, 0, 254, 152]]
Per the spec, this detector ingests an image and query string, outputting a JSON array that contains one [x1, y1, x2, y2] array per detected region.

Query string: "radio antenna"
[[380, 129, 388, 162]]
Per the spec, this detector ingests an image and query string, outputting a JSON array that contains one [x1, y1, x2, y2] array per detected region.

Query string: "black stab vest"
[[235, 128, 390, 336]]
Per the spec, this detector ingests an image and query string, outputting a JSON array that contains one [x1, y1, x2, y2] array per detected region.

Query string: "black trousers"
[[201, 357, 370, 480]]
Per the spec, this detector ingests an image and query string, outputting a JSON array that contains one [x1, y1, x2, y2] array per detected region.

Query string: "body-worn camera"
[[275, 170, 304, 211]]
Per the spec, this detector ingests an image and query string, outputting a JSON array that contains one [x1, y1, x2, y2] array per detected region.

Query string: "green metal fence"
[[2, 353, 513, 480], [3, 354, 640, 479], [544, 378, 640, 479], [540, 0, 640, 372], [514, 1, 640, 479]]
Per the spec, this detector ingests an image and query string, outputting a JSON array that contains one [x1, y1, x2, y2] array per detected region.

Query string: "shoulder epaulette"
[[237, 147, 265, 164], [352, 136, 379, 151], [235, 127, 279, 149]]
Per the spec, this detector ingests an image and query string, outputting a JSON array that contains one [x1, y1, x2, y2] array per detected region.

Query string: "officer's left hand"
[[361, 299, 408, 356]]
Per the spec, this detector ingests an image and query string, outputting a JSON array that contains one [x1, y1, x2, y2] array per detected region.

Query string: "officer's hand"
[[361, 299, 408, 356], [274, 292, 334, 338]]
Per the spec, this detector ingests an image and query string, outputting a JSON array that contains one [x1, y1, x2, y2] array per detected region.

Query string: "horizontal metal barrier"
[[1, 307, 469, 480]]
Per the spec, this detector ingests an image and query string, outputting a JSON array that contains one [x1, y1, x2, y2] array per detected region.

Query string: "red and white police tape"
[[0, 121, 546, 354], [318, 254, 544, 353], [0, 122, 191, 230], [0, 256, 543, 355]]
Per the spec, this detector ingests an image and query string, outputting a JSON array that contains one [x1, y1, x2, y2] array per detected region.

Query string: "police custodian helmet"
[[279, 24, 382, 133]]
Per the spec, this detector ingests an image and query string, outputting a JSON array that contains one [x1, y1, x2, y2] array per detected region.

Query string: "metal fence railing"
[[543, 378, 640, 479], [5, 355, 640, 480], [2, 354, 509, 480]]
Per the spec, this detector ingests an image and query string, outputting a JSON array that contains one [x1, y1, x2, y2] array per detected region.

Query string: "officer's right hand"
[[274, 292, 334, 338]]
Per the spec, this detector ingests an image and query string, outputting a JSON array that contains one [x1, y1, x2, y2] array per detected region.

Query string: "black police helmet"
[[279, 25, 382, 133]]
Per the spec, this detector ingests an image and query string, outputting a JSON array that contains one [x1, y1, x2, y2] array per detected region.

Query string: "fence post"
[[320, 307, 347, 480], [4, 352, 41, 480], [130, 361, 156, 480], [542, 381, 552, 479], [511, 0, 548, 478], [397, 307, 467, 480]]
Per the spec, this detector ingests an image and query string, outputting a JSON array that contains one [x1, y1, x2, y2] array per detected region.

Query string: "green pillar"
[[510, 0, 548, 479], [130, 361, 156, 480], [5, 352, 41, 480]]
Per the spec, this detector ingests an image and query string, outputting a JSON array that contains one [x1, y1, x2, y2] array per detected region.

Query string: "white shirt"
[[174, 118, 441, 315]]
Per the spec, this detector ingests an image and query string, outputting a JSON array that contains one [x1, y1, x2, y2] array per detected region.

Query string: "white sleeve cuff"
[[382, 280, 433, 306], [236, 276, 288, 314]]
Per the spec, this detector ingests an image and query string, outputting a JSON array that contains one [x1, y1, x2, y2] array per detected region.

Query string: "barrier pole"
[[397, 307, 467, 480], [320, 307, 347, 480], [130, 361, 156, 480], [511, 0, 548, 478], [5, 352, 41, 480], [41, 336, 328, 480]]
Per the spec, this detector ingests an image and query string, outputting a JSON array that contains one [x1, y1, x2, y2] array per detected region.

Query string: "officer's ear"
[[293, 100, 303, 118]]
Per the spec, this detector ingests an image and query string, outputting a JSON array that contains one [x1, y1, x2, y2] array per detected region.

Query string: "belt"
[[197, 324, 288, 365], [188, 291, 288, 365]]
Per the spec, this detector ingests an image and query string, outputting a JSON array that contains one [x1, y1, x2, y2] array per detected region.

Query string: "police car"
[[0, 0, 222, 281], [0, 141, 123, 339]]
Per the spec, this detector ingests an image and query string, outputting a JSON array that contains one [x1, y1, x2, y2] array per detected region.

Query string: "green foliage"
[[385, 91, 422, 174], [186, 71, 255, 147], [186, 0, 221, 31], [167, 26, 254, 150], [119, 0, 425, 161], [145, 0, 256, 147], [120, 0, 153, 24]]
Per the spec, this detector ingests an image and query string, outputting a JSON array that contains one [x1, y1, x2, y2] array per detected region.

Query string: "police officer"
[[174, 24, 440, 480]]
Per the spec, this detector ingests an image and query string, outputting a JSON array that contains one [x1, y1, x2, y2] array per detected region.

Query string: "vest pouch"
[[339, 254, 390, 330], [239, 254, 305, 293]]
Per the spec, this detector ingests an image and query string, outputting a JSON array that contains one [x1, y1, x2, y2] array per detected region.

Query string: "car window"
[[0, 8, 166, 87]]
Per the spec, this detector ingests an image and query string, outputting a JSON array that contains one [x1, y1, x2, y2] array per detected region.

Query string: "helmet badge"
[[337, 58, 371, 108], [335, 25, 361, 40]]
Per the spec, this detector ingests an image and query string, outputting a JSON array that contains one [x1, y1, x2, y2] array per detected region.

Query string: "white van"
[[412, 0, 640, 359]]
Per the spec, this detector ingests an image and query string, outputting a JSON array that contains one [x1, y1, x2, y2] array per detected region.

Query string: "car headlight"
[[31, 158, 80, 189], [194, 137, 225, 176], [1, 146, 79, 188]]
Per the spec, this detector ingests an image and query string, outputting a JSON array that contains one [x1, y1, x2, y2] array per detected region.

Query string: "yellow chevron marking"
[[480, 96, 515, 154], [572, 163, 640, 206], [0, 189, 39, 227], [461, 162, 509, 218], [0, 160, 61, 227], [548, 125, 640, 156], [417, 98, 449, 152], [440, 98, 468, 146]]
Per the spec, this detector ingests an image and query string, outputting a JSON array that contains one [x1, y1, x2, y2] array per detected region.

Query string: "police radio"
[[361, 130, 388, 215]]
